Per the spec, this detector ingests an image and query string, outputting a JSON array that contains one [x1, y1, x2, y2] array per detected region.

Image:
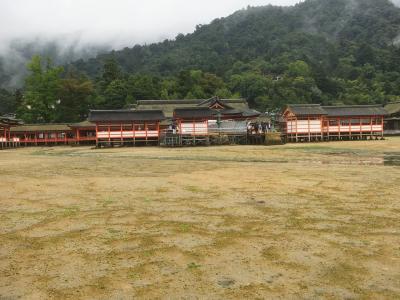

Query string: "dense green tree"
[[127, 75, 160, 101], [17, 55, 63, 123], [0, 88, 15, 114], [103, 79, 128, 109], [100, 58, 122, 88], [55, 71, 94, 122]]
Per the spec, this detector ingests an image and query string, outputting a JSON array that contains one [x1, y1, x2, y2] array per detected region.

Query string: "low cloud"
[[0, 0, 300, 51]]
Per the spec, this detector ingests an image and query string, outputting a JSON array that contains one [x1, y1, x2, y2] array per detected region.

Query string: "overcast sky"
[[0, 0, 301, 50]]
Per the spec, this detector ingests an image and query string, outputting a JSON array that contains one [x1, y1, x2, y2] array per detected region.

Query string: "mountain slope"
[[71, 0, 400, 78]]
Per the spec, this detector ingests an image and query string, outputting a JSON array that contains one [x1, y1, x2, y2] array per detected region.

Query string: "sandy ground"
[[0, 139, 400, 299]]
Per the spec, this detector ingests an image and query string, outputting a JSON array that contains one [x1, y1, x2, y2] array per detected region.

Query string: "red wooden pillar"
[[145, 121, 148, 144], [370, 116, 373, 138], [95, 123, 99, 146], [320, 116, 323, 141], [120, 123, 123, 144], [325, 118, 329, 141], [156, 121, 160, 144], [77, 129, 80, 144], [133, 121, 136, 146], [108, 124, 111, 143]]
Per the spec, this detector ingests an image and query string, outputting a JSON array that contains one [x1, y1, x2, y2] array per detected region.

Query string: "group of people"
[[247, 121, 272, 135], [168, 123, 179, 134]]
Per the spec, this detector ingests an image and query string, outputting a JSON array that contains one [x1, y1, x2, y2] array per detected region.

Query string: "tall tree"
[[0, 88, 15, 114], [99, 58, 122, 90], [55, 70, 94, 122], [103, 79, 128, 109], [18, 55, 63, 123]]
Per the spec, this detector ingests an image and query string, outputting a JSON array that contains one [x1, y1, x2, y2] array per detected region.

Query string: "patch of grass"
[[142, 249, 156, 257], [212, 229, 248, 248], [143, 197, 152, 204], [187, 262, 201, 270], [262, 246, 281, 261], [179, 223, 191, 233], [102, 198, 114, 207], [91, 276, 110, 291], [128, 270, 140, 280], [155, 187, 169, 193], [322, 262, 365, 287], [128, 263, 147, 279], [107, 228, 120, 234], [139, 236, 157, 249], [277, 261, 309, 271], [184, 186, 203, 193], [285, 210, 305, 229], [62, 206, 80, 217]]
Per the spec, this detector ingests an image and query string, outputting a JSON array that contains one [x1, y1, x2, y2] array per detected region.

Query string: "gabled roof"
[[88, 110, 165, 122], [285, 104, 327, 116], [384, 101, 400, 115], [10, 124, 71, 132], [173, 107, 261, 119], [219, 108, 243, 115], [197, 97, 234, 109], [322, 105, 388, 117], [242, 109, 262, 118], [136, 98, 249, 118], [285, 104, 388, 117], [174, 107, 216, 119], [0, 114, 23, 126]]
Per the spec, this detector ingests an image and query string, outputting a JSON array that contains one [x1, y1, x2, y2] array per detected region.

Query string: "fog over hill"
[[0, 0, 300, 89], [0, 38, 110, 89]]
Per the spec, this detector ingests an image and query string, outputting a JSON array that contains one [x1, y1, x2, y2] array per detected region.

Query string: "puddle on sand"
[[384, 154, 400, 166], [310, 153, 400, 167]]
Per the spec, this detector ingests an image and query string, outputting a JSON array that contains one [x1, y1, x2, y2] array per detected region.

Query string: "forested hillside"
[[2, 0, 400, 123]]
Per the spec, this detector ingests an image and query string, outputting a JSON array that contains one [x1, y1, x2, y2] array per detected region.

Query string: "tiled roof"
[[89, 110, 165, 122], [0, 114, 23, 126], [11, 124, 71, 132], [286, 104, 327, 116], [174, 107, 216, 119], [286, 104, 388, 117], [68, 120, 96, 128], [384, 101, 400, 115], [322, 105, 388, 117], [136, 99, 249, 118]]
